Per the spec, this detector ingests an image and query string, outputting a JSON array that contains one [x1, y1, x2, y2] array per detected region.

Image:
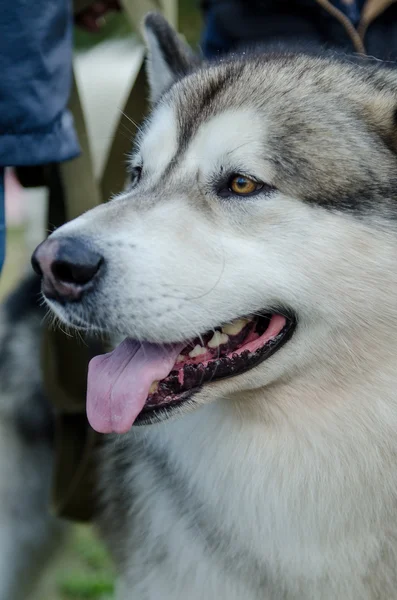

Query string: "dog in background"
[[0, 276, 64, 600]]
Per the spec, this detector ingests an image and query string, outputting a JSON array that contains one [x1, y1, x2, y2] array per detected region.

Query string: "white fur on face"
[[137, 103, 178, 179], [46, 106, 280, 341], [48, 100, 397, 401], [184, 109, 274, 182]]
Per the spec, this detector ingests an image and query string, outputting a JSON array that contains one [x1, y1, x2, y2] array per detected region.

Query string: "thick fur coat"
[[8, 13, 397, 599]]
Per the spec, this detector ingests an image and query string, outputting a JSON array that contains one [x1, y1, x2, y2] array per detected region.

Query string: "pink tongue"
[[87, 339, 184, 434]]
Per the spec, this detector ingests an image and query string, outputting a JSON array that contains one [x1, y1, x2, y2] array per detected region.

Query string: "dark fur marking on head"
[[301, 179, 397, 215], [156, 65, 245, 184]]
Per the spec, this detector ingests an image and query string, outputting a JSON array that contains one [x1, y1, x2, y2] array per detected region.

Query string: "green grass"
[[56, 527, 114, 600], [59, 574, 114, 599], [31, 526, 115, 600]]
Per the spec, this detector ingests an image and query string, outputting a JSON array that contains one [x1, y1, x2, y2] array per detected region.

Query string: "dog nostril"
[[51, 257, 103, 286], [31, 252, 43, 277]]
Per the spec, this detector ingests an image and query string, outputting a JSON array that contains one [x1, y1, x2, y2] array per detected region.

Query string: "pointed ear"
[[142, 13, 199, 103]]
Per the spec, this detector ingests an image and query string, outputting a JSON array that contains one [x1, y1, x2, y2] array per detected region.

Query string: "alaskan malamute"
[[8, 12, 397, 599]]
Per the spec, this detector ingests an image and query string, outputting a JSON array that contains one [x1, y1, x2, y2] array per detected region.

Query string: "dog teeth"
[[208, 331, 229, 348], [149, 381, 159, 394], [221, 318, 250, 336], [177, 354, 186, 363], [189, 345, 207, 358]]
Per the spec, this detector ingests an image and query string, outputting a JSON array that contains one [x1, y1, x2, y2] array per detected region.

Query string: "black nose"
[[32, 237, 103, 303]]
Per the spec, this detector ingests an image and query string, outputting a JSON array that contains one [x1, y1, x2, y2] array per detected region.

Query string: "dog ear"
[[143, 13, 199, 103]]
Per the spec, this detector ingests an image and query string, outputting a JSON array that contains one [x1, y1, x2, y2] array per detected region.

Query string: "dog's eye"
[[217, 173, 274, 198], [229, 175, 260, 195], [130, 165, 142, 187]]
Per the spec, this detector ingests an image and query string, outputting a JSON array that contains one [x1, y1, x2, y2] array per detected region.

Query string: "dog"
[[5, 11, 397, 599], [0, 275, 65, 600]]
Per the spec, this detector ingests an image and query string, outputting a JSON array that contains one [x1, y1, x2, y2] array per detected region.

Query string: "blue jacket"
[[0, 0, 80, 167], [0, 1, 80, 273]]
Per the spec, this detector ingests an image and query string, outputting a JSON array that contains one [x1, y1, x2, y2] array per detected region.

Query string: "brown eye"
[[229, 175, 262, 195]]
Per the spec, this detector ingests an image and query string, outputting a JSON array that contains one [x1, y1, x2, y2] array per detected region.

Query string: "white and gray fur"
[[0, 276, 65, 600], [9, 12, 397, 599]]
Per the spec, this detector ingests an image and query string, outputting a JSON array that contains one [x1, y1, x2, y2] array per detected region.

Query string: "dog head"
[[32, 14, 397, 432]]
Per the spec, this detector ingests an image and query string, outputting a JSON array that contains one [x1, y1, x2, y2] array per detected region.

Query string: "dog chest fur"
[[99, 363, 397, 599]]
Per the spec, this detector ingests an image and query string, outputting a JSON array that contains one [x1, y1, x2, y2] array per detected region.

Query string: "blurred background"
[[0, 2, 200, 598]]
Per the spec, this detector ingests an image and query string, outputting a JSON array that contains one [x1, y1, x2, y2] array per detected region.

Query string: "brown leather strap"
[[315, 0, 397, 48], [315, 0, 366, 53], [358, 0, 397, 38]]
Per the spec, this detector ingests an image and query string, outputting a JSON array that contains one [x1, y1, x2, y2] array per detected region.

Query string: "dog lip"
[[135, 311, 296, 424]]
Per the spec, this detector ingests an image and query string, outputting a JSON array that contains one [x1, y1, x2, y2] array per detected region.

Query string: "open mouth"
[[86, 311, 295, 434], [142, 313, 294, 415]]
